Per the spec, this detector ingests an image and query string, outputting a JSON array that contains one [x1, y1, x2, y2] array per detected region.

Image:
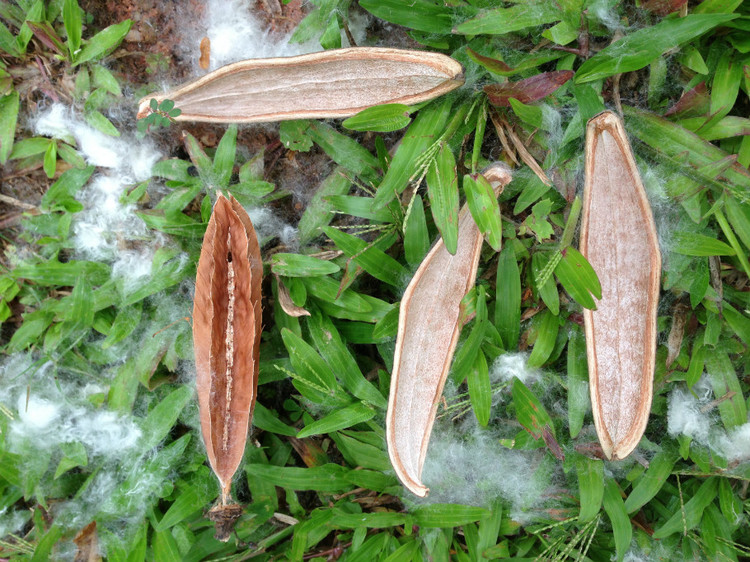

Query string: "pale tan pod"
[[387, 163, 512, 497], [580, 111, 661, 461], [193, 194, 262, 539], [137, 47, 464, 123]]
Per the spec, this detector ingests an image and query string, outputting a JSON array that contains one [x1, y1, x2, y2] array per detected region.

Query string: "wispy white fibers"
[[489, 352, 541, 386], [417, 415, 557, 522], [201, 0, 317, 70], [668, 376, 750, 463], [35, 104, 164, 286]]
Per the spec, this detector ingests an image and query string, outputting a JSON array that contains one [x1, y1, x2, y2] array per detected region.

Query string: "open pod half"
[[581, 111, 661, 461], [387, 164, 512, 497], [138, 47, 463, 123], [193, 194, 262, 539]]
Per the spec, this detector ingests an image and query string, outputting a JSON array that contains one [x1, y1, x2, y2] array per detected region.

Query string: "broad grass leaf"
[[0, 21, 21, 57], [331, 432, 391, 472], [494, 245, 521, 349], [463, 173, 502, 252], [672, 231, 735, 256], [140, 386, 193, 450], [426, 143, 459, 255], [308, 121, 380, 182], [722, 301, 750, 346], [532, 252, 559, 316], [412, 504, 490, 528], [374, 98, 453, 208], [281, 327, 344, 404], [624, 106, 750, 196], [576, 14, 737, 83], [75, 19, 133, 65], [152, 526, 182, 562], [577, 456, 604, 523], [0, 92, 20, 164], [512, 377, 554, 440], [297, 402, 375, 438], [527, 309, 559, 368], [382, 540, 419, 562], [63, 0, 82, 54], [271, 253, 340, 277], [155, 469, 219, 531], [245, 463, 353, 492], [624, 450, 678, 513], [372, 305, 399, 340], [710, 51, 743, 121], [302, 276, 372, 312], [343, 103, 412, 132], [307, 309, 387, 408], [653, 477, 719, 538], [404, 194, 430, 267], [555, 246, 602, 309], [298, 167, 351, 244], [360, 0, 457, 34], [323, 227, 407, 286], [12, 260, 110, 286], [566, 327, 588, 438], [253, 402, 296, 436], [212, 124, 237, 189], [602, 479, 631, 562], [724, 197, 750, 251], [455, 2, 561, 35], [705, 347, 747, 429], [326, 195, 395, 223], [467, 352, 491, 427]]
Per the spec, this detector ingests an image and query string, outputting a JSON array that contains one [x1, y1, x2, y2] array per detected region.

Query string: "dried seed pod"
[[581, 111, 661, 461], [193, 194, 262, 540], [387, 163, 512, 497], [137, 47, 463, 123]]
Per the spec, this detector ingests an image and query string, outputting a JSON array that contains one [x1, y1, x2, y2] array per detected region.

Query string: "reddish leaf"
[[641, 0, 687, 16], [665, 82, 709, 117], [467, 48, 514, 74], [484, 70, 574, 107], [27, 21, 65, 54]]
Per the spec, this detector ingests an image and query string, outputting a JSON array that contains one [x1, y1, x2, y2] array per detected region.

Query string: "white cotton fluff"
[[12, 394, 142, 457], [666, 384, 712, 444], [417, 416, 555, 522], [34, 104, 165, 286], [248, 206, 298, 249], [0, 508, 29, 539], [667, 376, 750, 464], [489, 353, 540, 386], [201, 0, 317, 70]]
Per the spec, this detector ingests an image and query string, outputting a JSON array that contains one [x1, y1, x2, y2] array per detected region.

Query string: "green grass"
[[1, 0, 750, 560]]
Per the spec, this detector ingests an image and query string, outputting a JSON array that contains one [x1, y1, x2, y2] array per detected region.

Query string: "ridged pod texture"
[[387, 164, 512, 497], [138, 47, 463, 123], [194, 194, 262, 505], [581, 111, 661, 461]]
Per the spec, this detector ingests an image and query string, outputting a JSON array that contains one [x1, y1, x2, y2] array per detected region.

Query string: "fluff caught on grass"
[[199, 0, 315, 71], [34, 104, 165, 286], [667, 377, 750, 464], [417, 414, 558, 523]]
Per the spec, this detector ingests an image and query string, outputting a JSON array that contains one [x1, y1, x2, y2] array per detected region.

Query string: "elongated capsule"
[[193, 194, 262, 540], [580, 111, 661, 461], [138, 47, 464, 123], [387, 163, 512, 497]]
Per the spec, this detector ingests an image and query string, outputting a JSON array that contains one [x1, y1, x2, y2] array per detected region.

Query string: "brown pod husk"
[[137, 47, 463, 123], [581, 111, 661, 461], [386, 163, 512, 497], [194, 194, 262, 539]]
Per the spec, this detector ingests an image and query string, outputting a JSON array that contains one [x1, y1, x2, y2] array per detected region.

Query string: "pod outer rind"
[[581, 111, 661, 461], [138, 47, 464, 123]]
